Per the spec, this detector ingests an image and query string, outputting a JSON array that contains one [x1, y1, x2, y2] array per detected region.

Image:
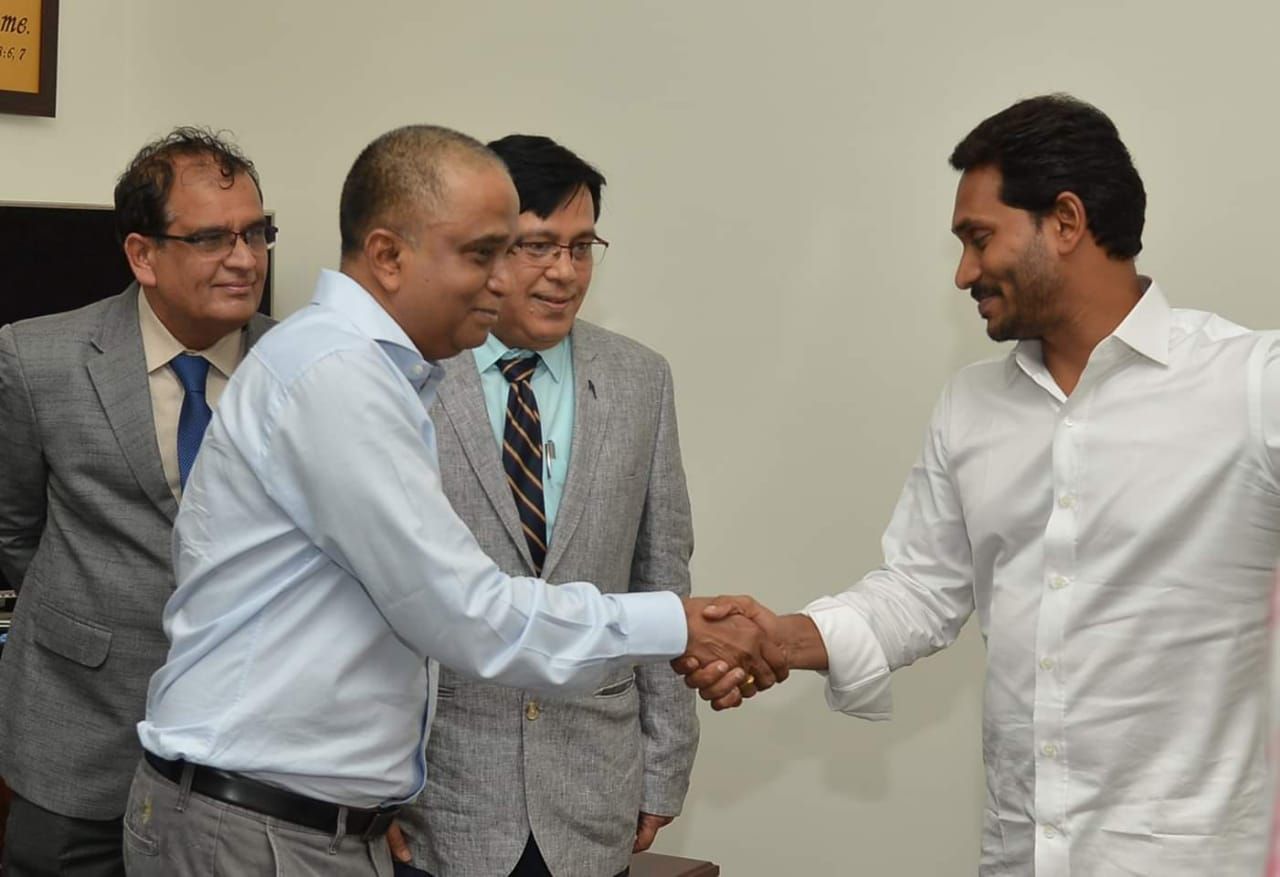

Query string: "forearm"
[[777, 613, 830, 672]]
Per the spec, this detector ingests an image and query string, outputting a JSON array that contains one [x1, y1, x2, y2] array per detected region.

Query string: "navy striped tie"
[[500, 356, 547, 574]]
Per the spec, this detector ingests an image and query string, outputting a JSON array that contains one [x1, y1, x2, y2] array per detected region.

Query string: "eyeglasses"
[[510, 236, 609, 267], [148, 223, 278, 258]]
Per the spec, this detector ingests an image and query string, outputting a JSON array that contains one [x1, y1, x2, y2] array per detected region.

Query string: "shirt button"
[[1042, 743, 1057, 758], [524, 701, 541, 721], [1043, 825, 1058, 839], [1039, 657, 1055, 671], [1057, 494, 1076, 509], [1063, 416, 1076, 428], [1050, 576, 1069, 590]]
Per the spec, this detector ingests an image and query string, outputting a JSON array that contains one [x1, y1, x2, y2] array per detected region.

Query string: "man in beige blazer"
[[397, 135, 698, 877]]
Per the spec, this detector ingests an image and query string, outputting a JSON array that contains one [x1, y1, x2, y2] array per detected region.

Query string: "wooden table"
[[631, 851, 720, 876]]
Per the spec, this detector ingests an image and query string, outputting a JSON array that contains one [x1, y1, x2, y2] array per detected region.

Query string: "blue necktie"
[[170, 353, 212, 490]]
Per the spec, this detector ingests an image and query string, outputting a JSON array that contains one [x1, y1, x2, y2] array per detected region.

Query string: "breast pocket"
[[34, 601, 112, 668]]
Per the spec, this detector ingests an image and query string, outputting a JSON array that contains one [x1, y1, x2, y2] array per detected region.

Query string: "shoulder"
[[2, 289, 133, 368], [247, 303, 380, 385], [574, 320, 671, 375], [7, 289, 128, 343]]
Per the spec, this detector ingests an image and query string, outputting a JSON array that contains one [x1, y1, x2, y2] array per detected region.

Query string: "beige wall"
[[4, 2, 1279, 872]]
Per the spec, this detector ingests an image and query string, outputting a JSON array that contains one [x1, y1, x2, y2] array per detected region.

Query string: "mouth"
[[532, 293, 576, 311], [971, 287, 1000, 319], [217, 280, 257, 297], [473, 307, 499, 322]]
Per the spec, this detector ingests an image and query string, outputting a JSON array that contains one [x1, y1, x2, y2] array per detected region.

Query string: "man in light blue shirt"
[[122, 125, 783, 876]]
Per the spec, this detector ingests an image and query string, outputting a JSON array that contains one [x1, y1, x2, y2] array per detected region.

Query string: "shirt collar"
[[1010, 275, 1171, 379], [1109, 277, 1171, 366], [137, 288, 244, 377], [310, 269, 443, 391], [472, 331, 570, 383]]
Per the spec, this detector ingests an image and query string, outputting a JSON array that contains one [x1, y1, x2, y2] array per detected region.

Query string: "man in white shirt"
[[681, 94, 1280, 875]]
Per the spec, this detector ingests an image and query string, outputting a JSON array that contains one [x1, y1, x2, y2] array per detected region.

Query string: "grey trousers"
[[121, 759, 392, 876], [3, 793, 125, 877]]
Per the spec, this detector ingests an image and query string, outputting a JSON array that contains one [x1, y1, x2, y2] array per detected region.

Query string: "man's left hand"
[[634, 811, 674, 852]]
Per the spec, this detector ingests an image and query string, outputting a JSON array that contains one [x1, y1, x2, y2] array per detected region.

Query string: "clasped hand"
[[675, 595, 786, 710]]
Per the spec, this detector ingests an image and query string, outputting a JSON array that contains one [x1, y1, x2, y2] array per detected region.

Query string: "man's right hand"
[[678, 596, 789, 710], [675, 595, 829, 709]]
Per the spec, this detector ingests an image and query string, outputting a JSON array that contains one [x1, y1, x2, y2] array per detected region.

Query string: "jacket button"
[[525, 701, 541, 721]]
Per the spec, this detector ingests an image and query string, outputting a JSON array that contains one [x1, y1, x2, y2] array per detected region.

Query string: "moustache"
[[971, 283, 1001, 301]]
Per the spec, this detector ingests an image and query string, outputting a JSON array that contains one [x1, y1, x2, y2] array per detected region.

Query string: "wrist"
[[778, 613, 829, 671]]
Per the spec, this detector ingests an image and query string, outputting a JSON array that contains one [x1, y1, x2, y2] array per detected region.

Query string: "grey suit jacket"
[[403, 321, 699, 877], [0, 285, 273, 819]]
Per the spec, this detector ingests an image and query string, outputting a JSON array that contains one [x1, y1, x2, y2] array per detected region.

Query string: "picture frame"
[[0, 0, 58, 117]]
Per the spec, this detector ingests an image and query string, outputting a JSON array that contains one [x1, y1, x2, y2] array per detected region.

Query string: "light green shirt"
[[473, 333, 574, 541]]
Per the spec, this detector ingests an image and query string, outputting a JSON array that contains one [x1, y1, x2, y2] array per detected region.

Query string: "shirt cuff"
[[616, 590, 687, 660], [800, 595, 893, 720]]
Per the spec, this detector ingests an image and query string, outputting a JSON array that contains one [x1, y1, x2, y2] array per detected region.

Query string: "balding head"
[[339, 124, 505, 256]]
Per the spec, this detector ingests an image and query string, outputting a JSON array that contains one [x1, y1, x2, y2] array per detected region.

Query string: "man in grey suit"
[[396, 135, 698, 877], [0, 128, 275, 877]]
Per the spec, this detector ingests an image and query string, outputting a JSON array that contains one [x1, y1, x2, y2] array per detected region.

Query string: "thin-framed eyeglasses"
[[147, 222, 278, 258], [510, 236, 609, 267]]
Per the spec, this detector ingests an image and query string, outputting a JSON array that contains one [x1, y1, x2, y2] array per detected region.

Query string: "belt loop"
[[176, 762, 195, 812], [329, 806, 348, 855]]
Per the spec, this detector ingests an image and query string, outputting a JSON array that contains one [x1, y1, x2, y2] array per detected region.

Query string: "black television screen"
[[0, 202, 273, 590]]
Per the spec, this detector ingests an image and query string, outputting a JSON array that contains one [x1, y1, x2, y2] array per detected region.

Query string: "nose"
[[224, 233, 258, 270], [955, 246, 980, 290], [486, 254, 513, 298], [544, 248, 578, 282]]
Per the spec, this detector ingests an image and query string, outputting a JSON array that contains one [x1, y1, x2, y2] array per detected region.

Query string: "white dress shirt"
[[137, 269, 686, 807], [804, 280, 1280, 875]]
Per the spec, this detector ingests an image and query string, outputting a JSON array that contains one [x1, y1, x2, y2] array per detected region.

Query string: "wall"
[[4, 2, 1279, 872]]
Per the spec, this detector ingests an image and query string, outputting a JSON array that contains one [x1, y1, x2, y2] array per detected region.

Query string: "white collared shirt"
[[804, 280, 1280, 875]]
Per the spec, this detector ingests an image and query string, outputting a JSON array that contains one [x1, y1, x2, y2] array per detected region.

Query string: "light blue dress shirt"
[[137, 269, 687, 808], [473, 333, 573, 541]]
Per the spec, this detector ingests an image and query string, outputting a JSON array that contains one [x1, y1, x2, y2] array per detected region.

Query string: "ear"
[[364, 228, 408, 295], [1047, 191, 1088, 255], [123, 233, 159, 288]]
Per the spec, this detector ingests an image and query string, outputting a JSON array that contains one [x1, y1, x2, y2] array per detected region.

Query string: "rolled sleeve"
[[801, 595, 893, 719]]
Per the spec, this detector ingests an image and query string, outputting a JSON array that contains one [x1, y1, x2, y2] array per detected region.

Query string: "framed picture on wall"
[[0, 0, 58, 117]]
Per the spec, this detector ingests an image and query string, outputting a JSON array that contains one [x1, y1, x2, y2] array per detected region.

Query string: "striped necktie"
[[170, 353, 212, 490], [500, 356, 547, 574]]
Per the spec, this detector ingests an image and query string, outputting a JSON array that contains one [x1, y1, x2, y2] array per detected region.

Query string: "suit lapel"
[[86, 286, 179, 522], [542, 325, 610, 579], [437, 353, 534, 570]]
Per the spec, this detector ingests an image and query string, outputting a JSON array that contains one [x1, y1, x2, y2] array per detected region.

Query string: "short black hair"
[[487, 134, 606, 220], [113, 126, 260, 243], [339, 124, 501, 255], [949, 94, 1146, 260]]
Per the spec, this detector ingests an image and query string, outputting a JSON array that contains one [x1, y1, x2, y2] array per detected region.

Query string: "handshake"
[[673, 596, 828, 710]]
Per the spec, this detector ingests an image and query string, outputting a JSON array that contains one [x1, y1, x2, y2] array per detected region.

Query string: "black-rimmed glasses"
[[148, 223, 278, 258]]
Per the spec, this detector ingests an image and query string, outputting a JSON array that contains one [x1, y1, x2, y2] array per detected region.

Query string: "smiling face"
[[390, 160, 519, 361], [124, 155, 268, 349], [951, 165, 1065, 342], [491, 186, 597, 351]]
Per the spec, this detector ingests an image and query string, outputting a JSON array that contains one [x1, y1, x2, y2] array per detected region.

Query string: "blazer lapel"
[[86, 285, 179, 522], [437, 354, 534, 570], [542, 326, 610, 579]]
